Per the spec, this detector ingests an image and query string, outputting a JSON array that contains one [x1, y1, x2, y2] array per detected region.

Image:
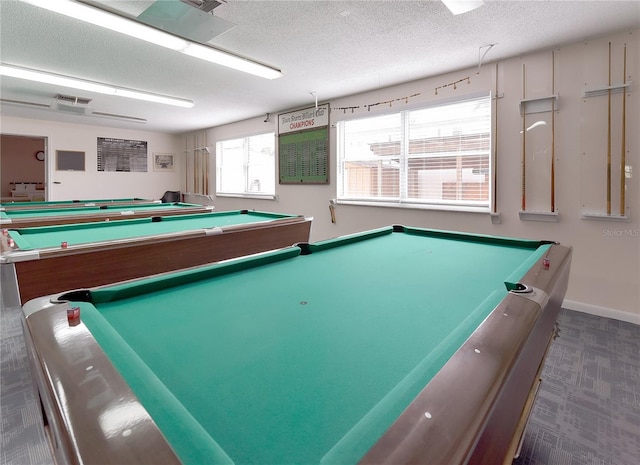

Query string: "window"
[[337, 95, 491, 210], [216, 133, 275, 197]]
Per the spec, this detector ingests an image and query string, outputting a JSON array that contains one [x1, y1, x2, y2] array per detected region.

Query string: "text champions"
[[279, 105, 328, 134]]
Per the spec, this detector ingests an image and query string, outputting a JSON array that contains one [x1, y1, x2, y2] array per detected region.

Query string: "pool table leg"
[[1, 263, 21, 308]]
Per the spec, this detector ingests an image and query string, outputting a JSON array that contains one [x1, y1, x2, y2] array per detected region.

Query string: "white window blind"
[[337, 95, 491, 209], [216, 132, 275, 197]]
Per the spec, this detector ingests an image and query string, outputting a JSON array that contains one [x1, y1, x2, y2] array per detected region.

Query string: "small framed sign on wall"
[[153, 153, 175, 172]]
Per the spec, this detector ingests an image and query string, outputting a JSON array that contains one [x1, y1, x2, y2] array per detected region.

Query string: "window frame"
[[336, 93, 493, 213], [215, 131, 277, 200]]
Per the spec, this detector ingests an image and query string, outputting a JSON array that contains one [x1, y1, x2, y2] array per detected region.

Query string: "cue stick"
[[607, 42, 612, 215], [522, 63, 527, 211], [551, 50, 556, 212], [193, 135, 198, 195], [620, 44, 627, 216], [493, 62, 498, 214], [185, 138, 188, 196], [204, 132, 209, 196], [198, 135, 202, 194], [198, 134, 202, 194]]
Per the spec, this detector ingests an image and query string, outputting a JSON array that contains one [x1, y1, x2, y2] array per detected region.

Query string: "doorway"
[[0, 134, 47, 202]]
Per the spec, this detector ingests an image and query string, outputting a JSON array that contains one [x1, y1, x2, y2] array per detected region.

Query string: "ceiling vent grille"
[[180, 0, 224, 13], [53, 94, 92, 114], [55, 94, 92, 105]]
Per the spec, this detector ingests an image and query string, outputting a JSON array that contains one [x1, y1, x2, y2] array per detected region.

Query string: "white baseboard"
[[563, 299, 640, 326]]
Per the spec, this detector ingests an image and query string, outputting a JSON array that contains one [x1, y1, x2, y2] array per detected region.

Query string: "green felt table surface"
[[7, 210, 297, 250], [67, 226, 549, 465], [0, 202, 203, 220]]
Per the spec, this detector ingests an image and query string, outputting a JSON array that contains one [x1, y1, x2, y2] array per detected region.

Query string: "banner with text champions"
[[278, 104, 329, 184]]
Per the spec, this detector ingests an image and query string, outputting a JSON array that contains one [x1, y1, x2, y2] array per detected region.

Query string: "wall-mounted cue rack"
[[519, 51, 560, 223], [278, 104, 330, 184], [581, 42, 631, 222], [186, 131, 209, 197]]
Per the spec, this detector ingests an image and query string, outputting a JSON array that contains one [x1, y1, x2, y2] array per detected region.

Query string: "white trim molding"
[[563, 299, 640, 326]]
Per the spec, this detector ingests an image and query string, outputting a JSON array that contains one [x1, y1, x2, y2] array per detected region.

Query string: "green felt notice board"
[[278, 127, 329, 184]]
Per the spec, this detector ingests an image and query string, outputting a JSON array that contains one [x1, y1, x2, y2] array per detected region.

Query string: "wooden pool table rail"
[[2, 216, 312, 304], [0, 199, 158, 211], [0, 204, 215, 229]]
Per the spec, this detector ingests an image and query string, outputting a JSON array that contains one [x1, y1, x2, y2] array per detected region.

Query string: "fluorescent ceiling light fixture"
[[441, 0, 484, 15], [20, 0, 187, 50], [182, 43, 282, 80], [0, 63, 195, 108], [19, 0, 283, 80]]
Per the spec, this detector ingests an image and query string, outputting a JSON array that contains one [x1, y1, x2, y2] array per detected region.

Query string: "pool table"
[[21, 225, 571, 465], [0, 202, 215, 228], [1, 210, 312, 304], [0, 197, 155, 210]]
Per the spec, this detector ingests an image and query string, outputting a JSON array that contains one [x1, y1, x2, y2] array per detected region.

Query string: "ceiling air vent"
[[55, 94, 92, 105], [180, 0, 224, 13], [53, 94, 92, 114]]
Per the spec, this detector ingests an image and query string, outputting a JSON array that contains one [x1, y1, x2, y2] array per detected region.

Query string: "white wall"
[[185, 29, 639, 323], [0, 116, 183, 201]]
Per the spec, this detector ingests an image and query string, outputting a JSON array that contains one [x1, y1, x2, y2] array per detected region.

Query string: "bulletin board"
[[56, 150, 85, 171], [97, 137, 148, 172], [278, 104, 329, 184]]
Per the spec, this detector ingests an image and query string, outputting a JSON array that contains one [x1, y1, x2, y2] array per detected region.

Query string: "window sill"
[[335, 199, 490, 214], [216, 193, 278, 201]]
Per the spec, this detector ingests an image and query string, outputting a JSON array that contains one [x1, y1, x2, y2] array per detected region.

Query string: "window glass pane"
[[247, 133, 275, 194], [217, 138, 245, 194], [217, 133, 275, 196], [341, 114, 402, 199], [343, 158, 400, 199], [337, 95, 491, 208]]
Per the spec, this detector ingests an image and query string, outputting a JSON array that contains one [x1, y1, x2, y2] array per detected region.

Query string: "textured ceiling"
[[1, 0, 639, 134]]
